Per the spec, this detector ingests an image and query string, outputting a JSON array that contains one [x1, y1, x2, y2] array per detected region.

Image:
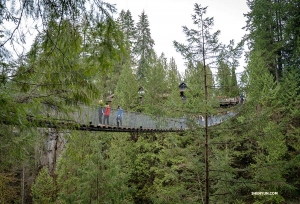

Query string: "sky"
[[106, 0, 250, 75]]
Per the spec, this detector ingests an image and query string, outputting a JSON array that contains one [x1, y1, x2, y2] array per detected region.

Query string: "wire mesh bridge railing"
[[47, 105, 240, 132]]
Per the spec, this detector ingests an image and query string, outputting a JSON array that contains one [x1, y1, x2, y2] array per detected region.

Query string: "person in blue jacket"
[[116, 106, 123, 127]]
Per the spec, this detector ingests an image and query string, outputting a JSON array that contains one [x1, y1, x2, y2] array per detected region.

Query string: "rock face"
[[39, 128, 68, 175]]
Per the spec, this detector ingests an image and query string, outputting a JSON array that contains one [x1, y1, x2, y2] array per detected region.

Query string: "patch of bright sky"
[[106, 0, 249, 75]]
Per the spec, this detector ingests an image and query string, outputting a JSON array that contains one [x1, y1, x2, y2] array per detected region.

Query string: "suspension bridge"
[[44, 104, 241, 133]]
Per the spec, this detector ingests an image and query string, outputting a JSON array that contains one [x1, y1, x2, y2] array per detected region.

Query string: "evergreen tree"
[[56, 132, 133, 203], [118, 10, 127, 30], [173, 4, 221, 67], [117, 9, 137, 67], [230, 66, 239, 97], [182, 62, 208, 114], [114, 62, 139, 110], [214, 49, 292, 203], [174, 3, 220, 114], [245, 0, 286, 83], [164, 57, 183, 118], [174, 4, 221, 203], [149, 131, 206, 203], [134, 11, 155, 79], [31, 167, 56, 204], [167, 57, 181, 91], [0, 172, 19, 203], [216, 61, 231, 97], [1, 0, 118, 66], [218, 39, 243, 97], [216, 60, 239, 98], [284, 0, 300, 73], [276, 70, 300, 200], [143, 53, 169, 115], [0, 1, 124, 202], [244, 0, 300, 84], [3, 0, 300, 203]]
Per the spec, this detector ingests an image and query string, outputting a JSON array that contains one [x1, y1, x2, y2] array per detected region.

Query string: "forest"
[[1, 0, 300, 203]]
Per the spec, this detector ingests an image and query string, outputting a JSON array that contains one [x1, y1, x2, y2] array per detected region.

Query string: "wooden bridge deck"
[[77, 124, 184, 132]]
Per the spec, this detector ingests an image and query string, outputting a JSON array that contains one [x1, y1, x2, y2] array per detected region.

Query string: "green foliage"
[[2, 0, 300, 203], [31, 167, 56, 204], [114, 62, 139, 110], [245, 0, 300, 81], [167, 57, 181, 90], [246, 50, 279, 106], [173, 3, 221, 67], [217, 61, 231, 96], [0, 172, 19, 203], [127, 131, 206, 203], [230, 67, 240, 97], [151, 132, 206, 203], [174, 3, 221, 118], [218, 39, 243, 97], [134, 11, 155, 79], [117, 9, 137, 66], [56, 131, 133, 203], [142, 53, 169, 115], [0, 1, 127, 202]]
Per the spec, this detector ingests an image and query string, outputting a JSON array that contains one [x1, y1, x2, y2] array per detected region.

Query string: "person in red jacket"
[[103, 102, 111, 126]]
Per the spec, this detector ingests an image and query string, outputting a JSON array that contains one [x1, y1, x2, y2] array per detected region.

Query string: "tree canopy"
[[1, 1, 300, 203]]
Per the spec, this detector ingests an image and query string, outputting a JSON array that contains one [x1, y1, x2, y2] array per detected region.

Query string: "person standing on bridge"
[[103, 102, 111, 126], [98, 100, 105, 126], [116, 105, 123, 128]]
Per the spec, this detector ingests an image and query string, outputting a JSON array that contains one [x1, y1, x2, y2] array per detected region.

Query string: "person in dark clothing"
[[98, 100, 105, 126], [240, 95, 244, 104]]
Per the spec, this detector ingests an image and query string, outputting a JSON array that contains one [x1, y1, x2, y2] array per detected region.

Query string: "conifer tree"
[[218, 40, 243, 97], [134, 11, 155, 80], [143, 53, 169, 115], [276, 70, 300, 200], [216, 61, 231, 97], [216, 49, 290, 203], [174, 3, 220, 111], [284, 0, 300, 72], [230, 67, 239, 97], [174, 4, 221, 203], [148, 131, 206, 203], [0, 2, 125, 202], [183, 62, 214, 114], [31, 167, 56, 204], [164, 57, 183, 117], [245, 0, 286, 82], [167, 57, 181, 91], [117, 9, 137, 66], [118, 10, 127, 30], [118, 10, 136, 49], [0, 172, 19, 203], [56, 132, 133, 203], [173, 4, 221, 67], [114, 62, 139, 110]]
